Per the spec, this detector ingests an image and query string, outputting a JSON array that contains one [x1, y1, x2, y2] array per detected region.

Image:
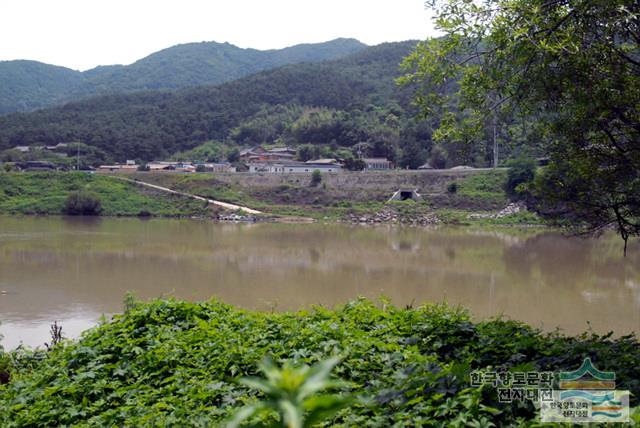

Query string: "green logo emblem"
[[559, 358, 615, 390]]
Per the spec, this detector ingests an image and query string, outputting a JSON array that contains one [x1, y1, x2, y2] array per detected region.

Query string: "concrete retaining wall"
[[212, 169, 493, 194]]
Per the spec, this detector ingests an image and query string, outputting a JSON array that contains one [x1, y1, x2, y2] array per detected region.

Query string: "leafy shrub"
[[63, 191, 102, 215], [343, 158, 366, 171], [0, 331, 9, 385], [0, 298, 638, 426], [228, 357, 351, 428], [310, 170, 322, 187], [0, 359, 9, 385], [505, 156, 536, 200]]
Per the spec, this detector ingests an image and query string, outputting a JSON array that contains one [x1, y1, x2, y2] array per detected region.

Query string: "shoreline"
[[0, 170, 549, 227]]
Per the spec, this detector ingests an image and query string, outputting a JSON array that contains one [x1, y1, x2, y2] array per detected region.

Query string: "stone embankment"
[[214, 170, 489, 194], [467, 202, 526, 219], [217, 213, 258, 222], [343, 207, 440, 226]]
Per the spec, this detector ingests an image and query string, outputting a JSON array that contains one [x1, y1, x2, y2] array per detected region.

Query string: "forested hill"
[[0, 41, 420, 162], [0, 38, 367, 115], [0, 61, 86, 115]]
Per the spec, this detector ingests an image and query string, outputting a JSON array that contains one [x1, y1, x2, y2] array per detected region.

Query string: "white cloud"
[[0, 0, 436, 70]]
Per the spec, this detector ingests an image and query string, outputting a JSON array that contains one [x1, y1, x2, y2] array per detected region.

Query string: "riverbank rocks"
[[217, 213, 257, 222], [467, 202, 527, 219], [345, 207, 440, 226]]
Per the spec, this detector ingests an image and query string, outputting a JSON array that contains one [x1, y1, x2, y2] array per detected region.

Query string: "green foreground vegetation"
[[0, 298, 638, 426], [0, 172, 210, 217]]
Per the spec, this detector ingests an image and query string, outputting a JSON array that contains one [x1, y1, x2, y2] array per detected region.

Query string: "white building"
[[249, 161, 342, 174], [363, 158, 393, 170]]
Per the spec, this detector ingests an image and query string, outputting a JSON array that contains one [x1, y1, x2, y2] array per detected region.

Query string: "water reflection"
[[0, 216, 638, 348]]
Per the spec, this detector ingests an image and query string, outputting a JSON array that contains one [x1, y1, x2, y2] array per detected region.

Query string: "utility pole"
[[492, 113, 498, 169]]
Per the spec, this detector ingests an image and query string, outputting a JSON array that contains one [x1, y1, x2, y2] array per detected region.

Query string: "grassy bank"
[[0, 299, 637, 426], [120, 169, 544, 226], [0, 172, 211, 217], [0, 170, 546, 226]]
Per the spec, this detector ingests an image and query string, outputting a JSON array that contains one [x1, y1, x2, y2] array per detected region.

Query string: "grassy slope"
[[123, 170, 544, 225], [0, 170, 544, 224], [0, 299, 637, 426], [437, 170, 543, 225], [0, 172, 211, 217]]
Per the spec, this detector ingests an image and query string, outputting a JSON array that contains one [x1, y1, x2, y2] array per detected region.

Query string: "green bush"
[[228, 357, 351, 428], [63, 191, 102, 215], [0, 332, 9, 386], [310, 169, 322, 187], [505, 157, 536, 200], [343, 158, 366, 171]]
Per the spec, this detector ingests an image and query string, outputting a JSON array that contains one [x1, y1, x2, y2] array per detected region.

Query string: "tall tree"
[[401, 0, 640, 252]]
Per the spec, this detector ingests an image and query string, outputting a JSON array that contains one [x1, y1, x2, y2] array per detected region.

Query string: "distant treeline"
[[0, 41, 541, 168]]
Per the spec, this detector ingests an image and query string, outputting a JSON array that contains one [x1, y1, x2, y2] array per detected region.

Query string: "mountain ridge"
[[0, 38, 368, 115], [0, 41, 419, 162]]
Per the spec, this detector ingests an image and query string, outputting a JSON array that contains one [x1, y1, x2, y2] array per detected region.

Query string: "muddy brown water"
[[1, 216, 638, 349]]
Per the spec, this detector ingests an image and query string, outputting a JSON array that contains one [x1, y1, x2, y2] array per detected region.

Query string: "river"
[[0, 216, 638, 349]]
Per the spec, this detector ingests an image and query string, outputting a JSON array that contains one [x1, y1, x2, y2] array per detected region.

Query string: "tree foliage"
[[310, 170, 322, 187], [63, 191, 102, 216], [0, 42, 479, 170], [402, 0, 640, 248], [0, 42, 419, 163], [505, 156, 536, 201]]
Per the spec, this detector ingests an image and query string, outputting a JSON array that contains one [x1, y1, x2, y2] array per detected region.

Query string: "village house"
[[147, 161, 178, 171], [97, 163, 139, 172], [15, 161, 58, 171], [12, 145, 44, 153], [13, 143, 69, 153], [248, 159, 342, 174], [240, 146, 297, 163], [173, 163, 196, 173], [363, 158, 393, 170], [267, 147, 297, 155], [198, 162, 236, 173], [97, 160, 139, 172], [239, 146, 266, 161], [147, 161, 235, 173], [45, 143, 69, 151]]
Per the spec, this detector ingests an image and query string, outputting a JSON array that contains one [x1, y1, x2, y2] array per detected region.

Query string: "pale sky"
[[0, 0, 436, 71]]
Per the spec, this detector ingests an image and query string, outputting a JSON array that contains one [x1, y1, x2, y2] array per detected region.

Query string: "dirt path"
[[116, 176, 263, 215]]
